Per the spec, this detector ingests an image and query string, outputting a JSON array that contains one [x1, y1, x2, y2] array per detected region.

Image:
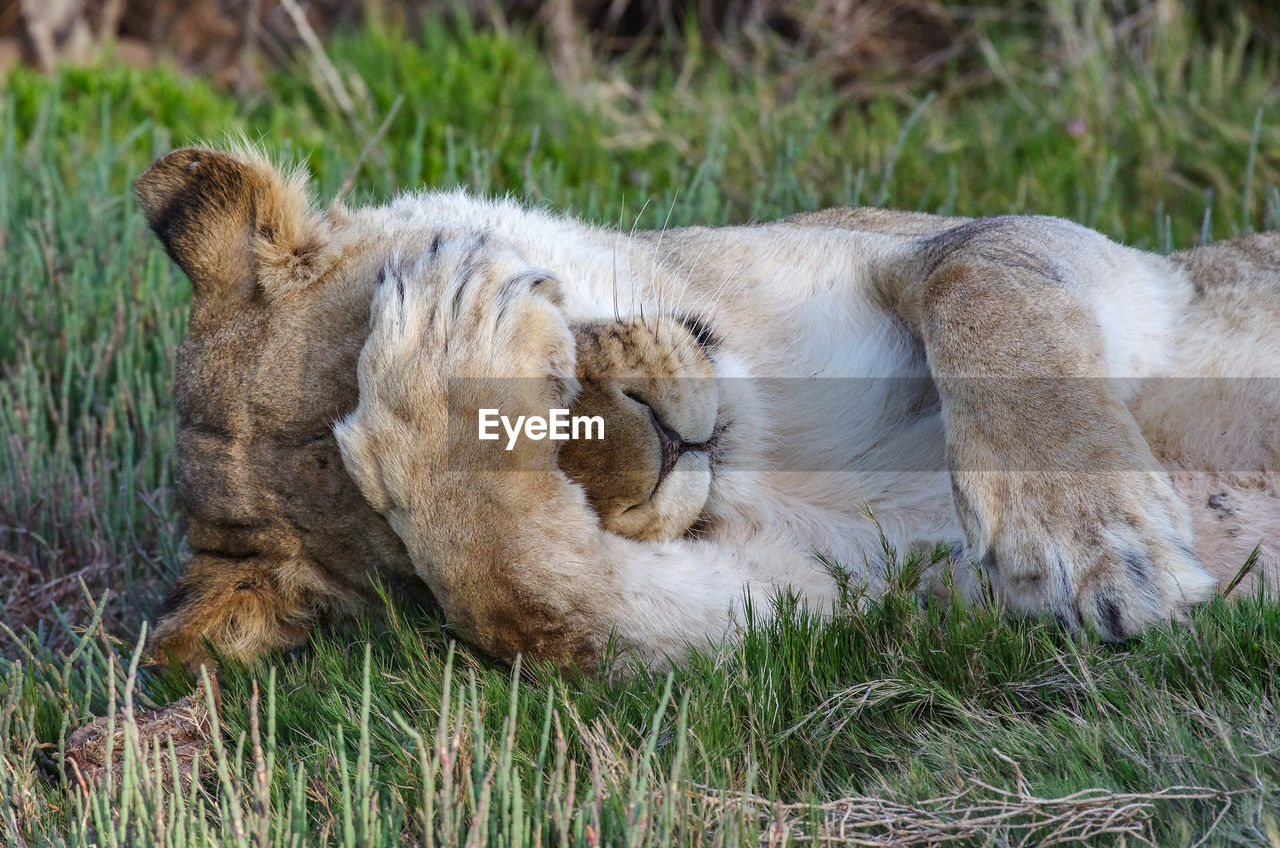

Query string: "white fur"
[[337, 192, 1273, 661]]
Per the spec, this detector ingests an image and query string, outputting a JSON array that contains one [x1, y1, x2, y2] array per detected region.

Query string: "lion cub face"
[[136, 147, 718, 664], [561, 319, 719, 542]]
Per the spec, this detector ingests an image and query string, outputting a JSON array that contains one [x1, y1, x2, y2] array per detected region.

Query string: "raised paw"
[[955, 470, 1219, 640], [362, 237, 577, 403], [336, 237, 582, 513]]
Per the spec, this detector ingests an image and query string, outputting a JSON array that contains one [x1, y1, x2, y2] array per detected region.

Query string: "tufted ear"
[[134, 147, 316, 307]]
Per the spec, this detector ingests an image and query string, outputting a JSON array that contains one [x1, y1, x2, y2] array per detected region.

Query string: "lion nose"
[[647, 406, 686, 487]]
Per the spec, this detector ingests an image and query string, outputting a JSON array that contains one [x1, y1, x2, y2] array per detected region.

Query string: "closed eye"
[[675, 313, 720, 354]]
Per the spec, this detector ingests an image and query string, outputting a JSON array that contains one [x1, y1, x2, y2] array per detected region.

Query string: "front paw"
[[374, 237, 578, 402], [954, 470, 1219, 639], [336, 238, 581, 508], [438, 245, 581, 473]]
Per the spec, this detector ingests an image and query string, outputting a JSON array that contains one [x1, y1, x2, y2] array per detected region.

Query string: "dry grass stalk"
[[697, 779, 1231, 846], [280, 0, 358, 121]]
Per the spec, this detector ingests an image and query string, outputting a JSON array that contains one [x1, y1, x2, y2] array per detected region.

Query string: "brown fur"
[[137, 148, 421, 666]]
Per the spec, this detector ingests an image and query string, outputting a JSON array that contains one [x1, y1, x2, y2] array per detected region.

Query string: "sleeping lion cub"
[[137, 146, 1279, 668]]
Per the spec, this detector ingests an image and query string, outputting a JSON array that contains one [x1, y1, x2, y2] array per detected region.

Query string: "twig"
[[99, 0, 125, 43], [337, 94, 403, 200], [1188, 792, 1231, 848], [18, 0, 56, 73], [279, 0, 359, 126], [542, 0, 590, 85], [238, 0, 263, 94], [67, 756, 90, 797]]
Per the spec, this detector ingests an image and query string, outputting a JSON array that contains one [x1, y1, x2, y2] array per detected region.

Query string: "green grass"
[[3, 6, 1280, 845]]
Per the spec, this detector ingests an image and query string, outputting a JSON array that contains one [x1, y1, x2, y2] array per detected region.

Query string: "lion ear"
[[134, 147, 316, 306]]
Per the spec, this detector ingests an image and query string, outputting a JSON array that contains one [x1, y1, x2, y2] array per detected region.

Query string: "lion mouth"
[[638, 399, 711, 497]]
